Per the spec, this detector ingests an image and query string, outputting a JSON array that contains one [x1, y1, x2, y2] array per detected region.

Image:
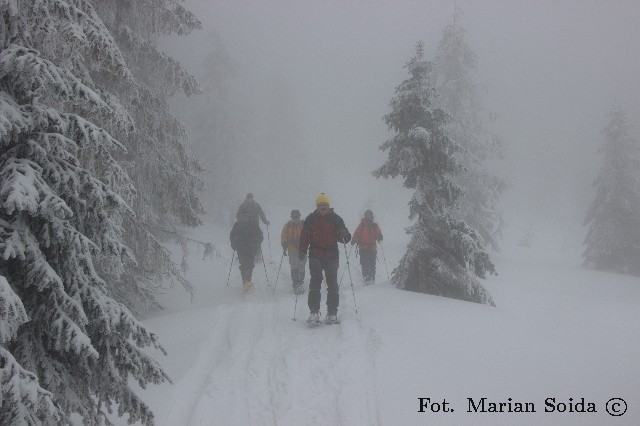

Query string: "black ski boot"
[[306, 311, 321, 326], [324, 312, 339, 325]]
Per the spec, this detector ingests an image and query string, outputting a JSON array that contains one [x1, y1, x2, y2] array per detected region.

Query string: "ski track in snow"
[[162, 260, 381, 426], [118, 226, 640, 426], [105, 221, 640, 426]]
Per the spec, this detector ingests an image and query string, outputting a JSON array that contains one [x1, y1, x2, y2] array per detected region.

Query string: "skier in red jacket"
[[351, 210, 383, 285]]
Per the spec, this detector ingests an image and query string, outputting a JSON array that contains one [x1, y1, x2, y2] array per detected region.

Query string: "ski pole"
[[342, 243, 358, 314], [338, 243, 354, 287], [260, 247, 270, 286], [226, 250, 235, 287], [273, 250, 285, 292], [266, 224, 273, 262], [380, 241, 390, 280], [292, 291, 299, 321]]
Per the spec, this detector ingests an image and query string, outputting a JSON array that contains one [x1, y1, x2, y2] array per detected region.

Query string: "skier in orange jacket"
[[281, 209, 306, 294]]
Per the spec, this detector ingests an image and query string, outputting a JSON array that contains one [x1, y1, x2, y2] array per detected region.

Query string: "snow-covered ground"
[[110, 220, 640, 426]]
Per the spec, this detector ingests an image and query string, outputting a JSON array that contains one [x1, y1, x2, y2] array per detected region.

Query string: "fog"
[[164, 0, 640, 247]]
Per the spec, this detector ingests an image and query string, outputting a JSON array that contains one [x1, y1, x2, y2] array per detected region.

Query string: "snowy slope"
[[108, 222, 640, 426]]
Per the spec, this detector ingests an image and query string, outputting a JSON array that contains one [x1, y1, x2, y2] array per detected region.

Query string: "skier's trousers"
[[308, 256, 339, 314], [359, 250, 376, 282], [237, 248, 256, 282], [288, 249, 307, 287]]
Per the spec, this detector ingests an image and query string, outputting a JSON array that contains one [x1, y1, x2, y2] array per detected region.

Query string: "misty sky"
[[164, 0, 640, 245]]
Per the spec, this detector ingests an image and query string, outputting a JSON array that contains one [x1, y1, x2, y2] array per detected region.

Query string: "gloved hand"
[[338, 228, 351, 244], [350, 240, 356, 246], [283, 247, 288, 256], [377, 235, 383, 242]]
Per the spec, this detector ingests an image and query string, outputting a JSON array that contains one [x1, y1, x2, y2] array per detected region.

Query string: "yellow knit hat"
[[316, 193, 330, 206]]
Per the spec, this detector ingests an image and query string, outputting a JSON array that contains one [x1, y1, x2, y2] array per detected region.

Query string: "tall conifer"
[[431, 8, 506, 250], [1, 2, 169, 423], [374, 42, 495, 305], [90, 0, 205, 312]]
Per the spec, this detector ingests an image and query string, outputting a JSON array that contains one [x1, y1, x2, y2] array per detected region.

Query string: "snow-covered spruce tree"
[[583, 107, 640, 275], [89, 0, 205, 312], [431, 8, 506, 251], [374, 42, 496, 305], [1, 2, 169, 424], [1, 278, 60, 424]]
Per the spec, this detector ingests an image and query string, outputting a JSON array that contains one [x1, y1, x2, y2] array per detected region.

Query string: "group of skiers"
[[229, 192, 383, 325]]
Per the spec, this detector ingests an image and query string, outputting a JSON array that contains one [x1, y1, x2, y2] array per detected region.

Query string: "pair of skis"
[[305, 317, 341, 327]]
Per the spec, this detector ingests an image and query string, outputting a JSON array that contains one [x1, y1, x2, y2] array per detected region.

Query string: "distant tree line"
[[377, 8, 640, 307], [583, 107, 640, 276]]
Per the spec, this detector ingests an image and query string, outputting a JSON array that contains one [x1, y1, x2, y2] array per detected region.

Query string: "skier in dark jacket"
[[236, 193, 269, 227], [351, 209, 383, 285], [299, 193, 351, 325], [230, 212, 264, 294]]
